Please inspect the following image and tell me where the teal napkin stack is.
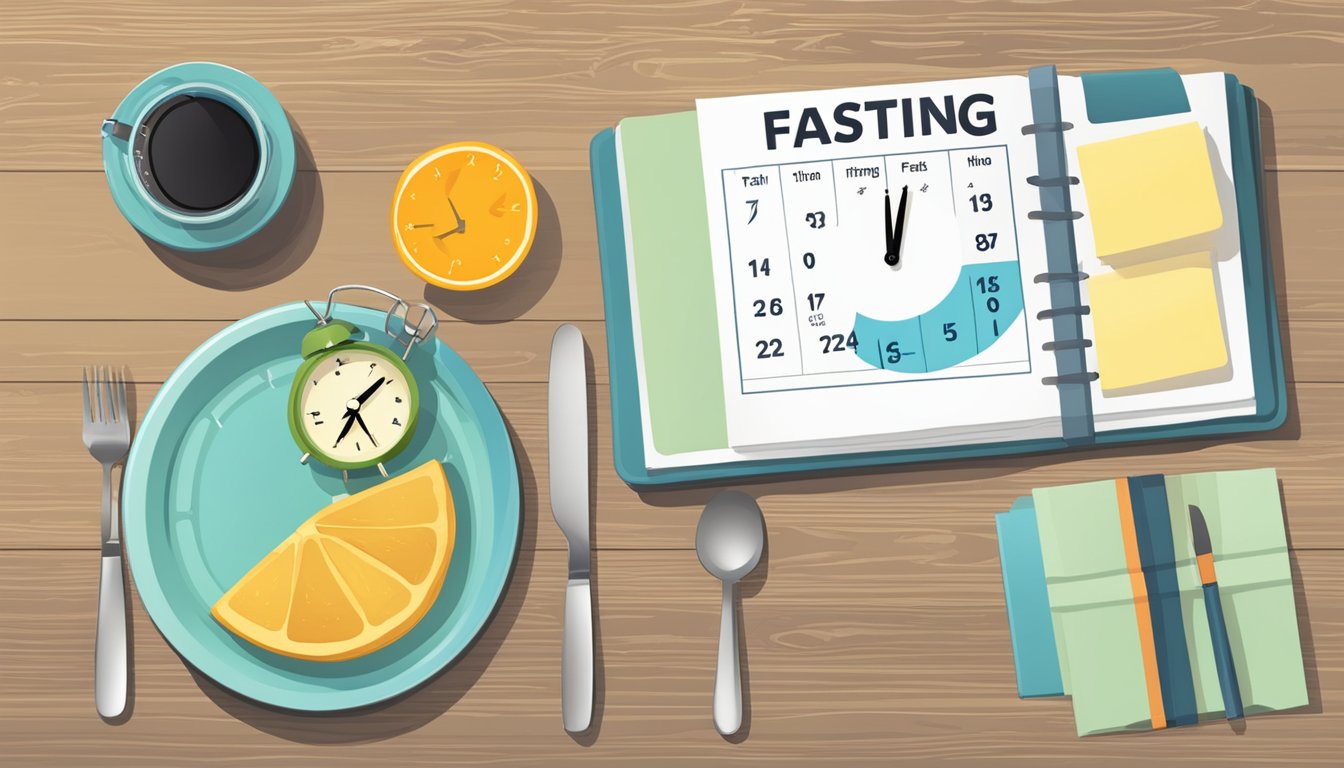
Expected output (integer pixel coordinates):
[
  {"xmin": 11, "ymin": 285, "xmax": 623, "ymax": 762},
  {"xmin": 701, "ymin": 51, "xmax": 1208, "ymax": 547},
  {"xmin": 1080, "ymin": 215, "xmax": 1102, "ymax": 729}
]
[{"xmin": 996, "ymin": 468, "xmax": 1308, "ymax": 736}]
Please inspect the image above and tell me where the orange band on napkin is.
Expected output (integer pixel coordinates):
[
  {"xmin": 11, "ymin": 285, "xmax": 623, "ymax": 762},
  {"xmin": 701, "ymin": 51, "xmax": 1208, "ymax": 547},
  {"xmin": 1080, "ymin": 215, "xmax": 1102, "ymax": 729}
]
[{"xmin": 1115, "ymin": 478, "xmax": 1167, "ymax": 730}]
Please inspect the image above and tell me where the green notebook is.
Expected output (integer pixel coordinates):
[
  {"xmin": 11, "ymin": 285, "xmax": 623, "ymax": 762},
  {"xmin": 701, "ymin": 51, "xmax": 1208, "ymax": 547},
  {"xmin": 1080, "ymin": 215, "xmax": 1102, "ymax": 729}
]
[{"xmin": 996, "ymin": 468, "xmax": 1308, "ymax": 736}]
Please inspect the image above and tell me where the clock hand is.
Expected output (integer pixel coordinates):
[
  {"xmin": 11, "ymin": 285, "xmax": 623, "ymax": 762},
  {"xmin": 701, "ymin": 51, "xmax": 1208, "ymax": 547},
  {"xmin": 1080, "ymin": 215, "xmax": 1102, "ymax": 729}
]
[
  {"xmin": 333, "ymin": 412, "xmax": 357, "ymax": 448},
  {"xmin": 887, "ymin": 184, "xmax": 909, "ymax": 267},
  {"xmin": 353, "ymin": 412, "xmax": 378, "ymax": 448},
  {"xmin": 332, "ymin": 378, "xmax": 383, "ymax": 448},
  {"xmin": 883, "ymin": 188, "xmax": 896, "ymax": 264},
  {"xmin": 355, "ymin": 377, "xmax": 385, "ymax": 405},
  {"xmin": 434, "ymin": 198, "xmax": 468, "ymax": 240}
]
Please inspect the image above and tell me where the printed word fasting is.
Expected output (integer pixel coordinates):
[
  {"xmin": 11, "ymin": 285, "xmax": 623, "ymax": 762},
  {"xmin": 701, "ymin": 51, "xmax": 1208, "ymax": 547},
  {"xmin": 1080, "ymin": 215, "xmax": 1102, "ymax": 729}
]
[{"xmin": 762, "ymin": 94, "xmax": 996, "ymax": 150}]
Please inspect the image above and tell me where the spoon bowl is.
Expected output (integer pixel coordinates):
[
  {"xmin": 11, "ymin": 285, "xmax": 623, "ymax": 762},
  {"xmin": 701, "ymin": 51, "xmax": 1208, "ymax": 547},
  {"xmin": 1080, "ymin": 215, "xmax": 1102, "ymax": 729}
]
[{"xmin": 696, "ymin": 490, "xmax": 765, "ymax": 584}]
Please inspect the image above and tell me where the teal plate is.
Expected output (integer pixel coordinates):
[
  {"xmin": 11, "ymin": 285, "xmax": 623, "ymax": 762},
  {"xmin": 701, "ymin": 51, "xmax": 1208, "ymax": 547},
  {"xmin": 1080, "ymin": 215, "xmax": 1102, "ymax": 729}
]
[{"xmin": 122, "ymin": 303, "xmax": 521, "ymax": 712}]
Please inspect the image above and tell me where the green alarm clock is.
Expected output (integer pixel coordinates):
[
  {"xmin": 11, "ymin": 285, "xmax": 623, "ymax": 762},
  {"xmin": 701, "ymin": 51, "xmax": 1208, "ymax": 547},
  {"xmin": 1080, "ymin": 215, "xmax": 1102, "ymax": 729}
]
[{"xmin": 288, "ymin": 285, "xmax": 438, "ymax": 478}]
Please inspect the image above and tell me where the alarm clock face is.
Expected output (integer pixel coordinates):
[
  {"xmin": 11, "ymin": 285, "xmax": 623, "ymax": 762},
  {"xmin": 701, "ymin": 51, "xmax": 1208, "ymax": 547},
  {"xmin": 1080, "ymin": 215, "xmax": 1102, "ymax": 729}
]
[
  {"xmin": 297, "ymin": 347, "xmax": 416, "ymax": 466},
  {"xmin": 390, "ymin": 141, "xmax": 538, "ymax": 290}
]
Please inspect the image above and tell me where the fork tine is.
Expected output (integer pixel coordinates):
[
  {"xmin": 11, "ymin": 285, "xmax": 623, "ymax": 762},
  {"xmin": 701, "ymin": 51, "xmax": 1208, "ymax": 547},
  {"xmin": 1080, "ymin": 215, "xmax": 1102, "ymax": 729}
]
[
  {"xmin": 94, "ymin": 366, "xmax": 104, "ymax": 422},
  {"xmin": 104, "ymin": 366, "xmax": 117, "ymax": 423},
  {"xmin": 116, "ymin": 368, "xmax": 128, "ymax": 424},
  {"xmin": 82, "ymin": 368, "xmax": 91, "ymax": 422}
]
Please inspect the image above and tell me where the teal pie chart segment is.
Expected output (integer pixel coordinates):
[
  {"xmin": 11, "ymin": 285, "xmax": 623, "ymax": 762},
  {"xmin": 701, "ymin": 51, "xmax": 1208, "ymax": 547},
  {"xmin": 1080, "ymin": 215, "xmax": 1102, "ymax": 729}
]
[{"xmin": 854, "ymin": 261, "xmax": 1024, "ymax": 372}]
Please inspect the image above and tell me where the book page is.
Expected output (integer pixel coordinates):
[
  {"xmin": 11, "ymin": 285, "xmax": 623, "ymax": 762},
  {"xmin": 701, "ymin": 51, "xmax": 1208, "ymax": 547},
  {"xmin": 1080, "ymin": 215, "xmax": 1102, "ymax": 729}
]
[{"xmin": 695, "ymin": 76, "xmax": 1062, "ymax": 450}]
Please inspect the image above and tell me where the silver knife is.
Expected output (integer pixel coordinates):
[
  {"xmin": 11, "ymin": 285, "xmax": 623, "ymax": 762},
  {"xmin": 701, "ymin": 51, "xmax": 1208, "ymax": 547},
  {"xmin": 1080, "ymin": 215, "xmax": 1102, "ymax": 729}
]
[{"xmin": 548, "ymin": 324, "xmax": 592, "ymax": 733}]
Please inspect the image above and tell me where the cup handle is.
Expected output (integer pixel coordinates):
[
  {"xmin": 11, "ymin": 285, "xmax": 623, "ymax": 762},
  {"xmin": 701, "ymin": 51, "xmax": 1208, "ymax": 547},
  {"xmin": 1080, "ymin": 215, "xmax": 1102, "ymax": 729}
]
[{"xmin": 101, "ymin": 118, "xmax": 133, "ymax": 141}]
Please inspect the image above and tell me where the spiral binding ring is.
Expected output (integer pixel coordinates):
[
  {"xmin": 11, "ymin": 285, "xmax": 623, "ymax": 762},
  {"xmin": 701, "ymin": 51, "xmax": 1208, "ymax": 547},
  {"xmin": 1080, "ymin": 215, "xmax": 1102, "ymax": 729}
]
[
  {"xmin": 1028, "ymin": 210, "xmax": 1084, "ymax": 221},
  {"xmin": 1041, "ymin": 372, "xmax": 1099, "ymax": 386},
  {"xmin": 1021, "ymin": 86, "xmax": 1096, "ymax": 411},
  {"xmin": 1021, "ymin": 121, "xmax": 1074, "ymax": 135},
  {"xmin": 1034, "ymin": 271, "xmax": 1090, "ymax": 283},
  {"xmin": 1035, "ymin": 275, "xmax": 1096, "ymax": 381},
  {"xmin": 1043, "ymin": 338, "xmax": 1093, "ymax": 351},
  {"xmin": 1026, "ymin": 175, "xmax": 1079, "ymax": 187},
  {"xmin": 1037, "ymin": 305, "xmax": 1090, "ymax": 320}
]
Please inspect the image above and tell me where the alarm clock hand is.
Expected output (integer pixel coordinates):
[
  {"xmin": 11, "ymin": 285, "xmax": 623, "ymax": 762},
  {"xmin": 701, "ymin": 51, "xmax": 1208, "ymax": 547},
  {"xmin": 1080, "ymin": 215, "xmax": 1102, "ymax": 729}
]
[
  {"xmin": 353, "ymin": 412, "xmax": 378, "ymax": 448},
  {"xmin": 331, "ymin": 377, "xmax": 386, "ymax": 448},
  {"xmin": 333, "ymin": 412, "xmax": 358, "ymax": 448},
  {"xmin": 355, "ymin": 377, "xmax": 385, "ymax": 405}
]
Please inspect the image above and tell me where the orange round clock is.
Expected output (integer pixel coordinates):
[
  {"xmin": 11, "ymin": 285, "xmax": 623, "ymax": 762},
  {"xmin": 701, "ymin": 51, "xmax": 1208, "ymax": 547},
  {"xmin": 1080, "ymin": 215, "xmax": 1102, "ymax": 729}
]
[{"xmin": 390, "ymin": 142, "xmax": 538, "ymax": 290}]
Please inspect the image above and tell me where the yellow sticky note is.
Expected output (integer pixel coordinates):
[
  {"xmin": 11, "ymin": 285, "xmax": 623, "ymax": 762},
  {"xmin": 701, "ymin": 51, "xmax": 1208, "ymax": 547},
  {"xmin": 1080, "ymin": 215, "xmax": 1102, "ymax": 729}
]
[
  {"xmin": 1090, "ymin": 252, "xmax": 1227, "ymax": 392},
  {"xmin": 1077, "ymin": 122, "xmax": 1223, "ymax": 259}
]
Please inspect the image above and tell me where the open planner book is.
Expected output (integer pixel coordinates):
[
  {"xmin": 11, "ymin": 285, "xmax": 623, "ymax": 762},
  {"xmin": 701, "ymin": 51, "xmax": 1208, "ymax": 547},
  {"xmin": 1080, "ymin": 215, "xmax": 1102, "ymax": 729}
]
[{"xmin": 590, "ymin": 66, "xmax": 1285, "ymax": 486}]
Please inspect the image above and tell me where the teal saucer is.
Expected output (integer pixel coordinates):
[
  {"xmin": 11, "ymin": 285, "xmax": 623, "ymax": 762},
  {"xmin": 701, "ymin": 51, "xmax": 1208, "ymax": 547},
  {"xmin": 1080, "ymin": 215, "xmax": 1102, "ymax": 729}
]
[
  {"xmin": 101, "ymin": 62, "xmax": 296, "ymax": 251},
  {"xmin": 121, "ymin": 304, "xmax": 521, "ymax": 712}
]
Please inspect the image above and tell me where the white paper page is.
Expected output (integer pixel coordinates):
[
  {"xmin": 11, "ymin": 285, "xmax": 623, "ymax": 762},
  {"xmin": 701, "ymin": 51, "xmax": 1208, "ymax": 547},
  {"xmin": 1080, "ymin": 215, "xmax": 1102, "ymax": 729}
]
[
  {"xmin": 620, "ymin": 125, "xmax": 1052, "ymax": 470},
  {"xmin": 696, "ymin": 76, "xmax": 1061, "ymax": 449},
  {"xmin": 1059, "ymin": 73, "xmax": 1256, "ymax": 430}
]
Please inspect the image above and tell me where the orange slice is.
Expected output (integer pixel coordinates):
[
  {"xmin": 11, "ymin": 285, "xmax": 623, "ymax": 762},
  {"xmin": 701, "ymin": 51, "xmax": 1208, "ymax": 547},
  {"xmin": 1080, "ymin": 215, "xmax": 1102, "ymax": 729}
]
[{"xmin": 211, "ymin": 460, "xmax": 454, "ymax": 661}]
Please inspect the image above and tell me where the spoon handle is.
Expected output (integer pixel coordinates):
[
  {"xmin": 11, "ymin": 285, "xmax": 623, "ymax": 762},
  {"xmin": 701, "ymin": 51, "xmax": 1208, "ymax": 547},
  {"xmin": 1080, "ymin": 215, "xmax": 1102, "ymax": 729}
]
[{"xmin": 714, "ymin": 580, "xmax": 742, "ymax": 735}]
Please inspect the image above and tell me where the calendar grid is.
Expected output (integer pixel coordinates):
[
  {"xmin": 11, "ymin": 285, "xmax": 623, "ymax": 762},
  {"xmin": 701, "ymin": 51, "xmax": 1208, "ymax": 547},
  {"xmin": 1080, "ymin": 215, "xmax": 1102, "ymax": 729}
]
[
  {"xmin": 774, "ymin": 168, "xmax": 806, "ymax": 373},
  {"xmin": 720, "ymin": 144, "xmax": 1031, "ymax": 396}
]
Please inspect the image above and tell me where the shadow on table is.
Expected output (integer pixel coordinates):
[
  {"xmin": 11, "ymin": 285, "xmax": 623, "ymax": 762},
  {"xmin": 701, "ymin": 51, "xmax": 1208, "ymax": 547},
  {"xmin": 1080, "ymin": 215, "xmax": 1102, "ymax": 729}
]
[
  {"xmin": 142, "ymin": 112, "xmax": 323, "ymax": 291},
  {"xmin": 1252, "ymin": 99, "xmax": 1301, "ymax": 441},
  {"xmin": 422, "ymin": 177, "xmax": 563, "ymax": 323},
  {"xmin": 189, "ymin": 416, "xmax": 537, "ymax": 743},
  {"xmin": 1282, "ymin": 481, "xmax": 1324, "ymax": 718}
]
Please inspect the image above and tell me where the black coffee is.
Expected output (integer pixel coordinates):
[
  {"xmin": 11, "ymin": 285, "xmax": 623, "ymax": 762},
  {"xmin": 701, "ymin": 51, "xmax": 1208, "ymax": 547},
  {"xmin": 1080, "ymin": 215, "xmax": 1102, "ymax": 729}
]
[{"xmin": 139, "ymin": 96, "xmax": 259, "ymax": 212}]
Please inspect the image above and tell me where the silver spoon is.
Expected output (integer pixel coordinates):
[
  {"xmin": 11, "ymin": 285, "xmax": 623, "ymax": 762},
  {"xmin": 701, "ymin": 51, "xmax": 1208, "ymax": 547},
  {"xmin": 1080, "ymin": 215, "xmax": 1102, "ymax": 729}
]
[{"xmin": 695, "ymin": 490, "xmax": 765, "ymax": 736}]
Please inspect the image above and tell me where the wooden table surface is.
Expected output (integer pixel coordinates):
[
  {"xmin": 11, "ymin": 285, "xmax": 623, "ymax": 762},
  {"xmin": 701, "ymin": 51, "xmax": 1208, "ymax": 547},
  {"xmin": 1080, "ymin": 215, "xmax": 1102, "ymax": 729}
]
[{"xmin": 2, "ymin": 1, "xmax": 1341, "ymax": 765}]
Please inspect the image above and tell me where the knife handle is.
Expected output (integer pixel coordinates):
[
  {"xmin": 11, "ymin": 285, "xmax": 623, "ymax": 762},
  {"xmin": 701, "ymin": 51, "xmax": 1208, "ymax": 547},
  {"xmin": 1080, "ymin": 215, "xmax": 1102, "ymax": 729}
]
[
  {"xmin": 562, "ymin": 578, "xmax": 593, "ymax": 733},
  {"xmin": 1202, "ymin": 582, "xmax": 1244, "ymax": 720}
]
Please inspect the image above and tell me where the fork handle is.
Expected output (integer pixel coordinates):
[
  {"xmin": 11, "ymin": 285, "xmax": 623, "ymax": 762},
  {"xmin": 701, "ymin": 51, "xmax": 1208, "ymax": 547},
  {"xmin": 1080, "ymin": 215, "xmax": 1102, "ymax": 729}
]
[{"xmin": 96, "ymin": 549, "xmax": 127, "ymax": 719}]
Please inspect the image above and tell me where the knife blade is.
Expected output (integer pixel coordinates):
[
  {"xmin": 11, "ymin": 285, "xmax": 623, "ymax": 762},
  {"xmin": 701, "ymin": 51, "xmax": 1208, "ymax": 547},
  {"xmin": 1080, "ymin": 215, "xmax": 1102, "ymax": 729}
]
[
  {"xmin": 1189, "ymin": 504, "xmax": 1244, "ymax": 720},
  {"xmin": 548, "ymin": 323, "xmax": 592, "ymax": 733}
]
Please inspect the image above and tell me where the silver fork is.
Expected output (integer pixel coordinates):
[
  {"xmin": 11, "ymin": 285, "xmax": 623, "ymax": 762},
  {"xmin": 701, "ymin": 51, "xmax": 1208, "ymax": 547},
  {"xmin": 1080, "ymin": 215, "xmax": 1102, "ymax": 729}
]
[{"xmin": 82, "ymin": 367, "xmax": 131, "ymax": 719}]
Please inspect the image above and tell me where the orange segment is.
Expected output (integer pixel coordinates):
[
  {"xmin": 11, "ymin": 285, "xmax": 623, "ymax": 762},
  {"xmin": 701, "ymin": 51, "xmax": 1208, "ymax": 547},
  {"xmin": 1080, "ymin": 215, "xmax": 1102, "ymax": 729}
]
[
  {"xmin": 316, "ymin": 472, "xmax": 442, "ymax": 526},
  {"xmin": 321, "ymin": 538, "xmax": 412, "ymax": 626},
  {"xmin": 287, "ymin": 539, "xmax": 364, "ymax": 644},
  {"xmin": 224, "ymin": 542, "xmax": 295, "ymax": 633},
  {"xmin": 315, "ymin": 524, "xmax": 438, "ymax": 584},
  {"xmin": 211, "ymin": 460, "xmax": 454, "ymax": 661}
]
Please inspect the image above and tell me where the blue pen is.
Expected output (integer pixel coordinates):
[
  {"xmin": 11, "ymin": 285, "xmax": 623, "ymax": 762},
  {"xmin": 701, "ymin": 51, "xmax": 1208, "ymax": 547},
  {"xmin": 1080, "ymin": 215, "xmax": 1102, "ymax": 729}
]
[{"xmin": 1188, "ymin": 504, "xmax": 1244, "ymax": 720}]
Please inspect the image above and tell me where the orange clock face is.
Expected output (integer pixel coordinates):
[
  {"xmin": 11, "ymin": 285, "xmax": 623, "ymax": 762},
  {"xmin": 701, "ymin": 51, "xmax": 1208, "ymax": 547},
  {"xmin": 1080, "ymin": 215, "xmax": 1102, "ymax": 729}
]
[{"xmin": 390, "ymin": 142, "xmax": 538, "ymax": 290}]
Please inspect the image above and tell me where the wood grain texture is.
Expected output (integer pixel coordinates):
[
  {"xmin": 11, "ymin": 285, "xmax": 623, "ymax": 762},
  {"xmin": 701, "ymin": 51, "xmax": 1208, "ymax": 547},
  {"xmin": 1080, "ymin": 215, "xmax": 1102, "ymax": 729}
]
[
  {"xmin": 0, "ymin": 548, "xmax": 1339, "ymax": 766},
  {"xmin": 0, "ymin": 170, "xmax": 580, "ymax": 323},
  {"xmin": 1, "ymin": 1, "xmax": 1342, "ymax": 170},
  {"xmin": 0, "ymin": 320, "xmax": 608, "ymax": 384},
  {"xmin": 4, "ymin": 381, "xmax": 1342, "ymax": 552},
  {"xmin": 2, "ymin": 0, "xmax": 1342, "ymax": 762},
  {"xmin": 2, "ymin": 169, "xmax": 1342, "ymax": 324}
]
